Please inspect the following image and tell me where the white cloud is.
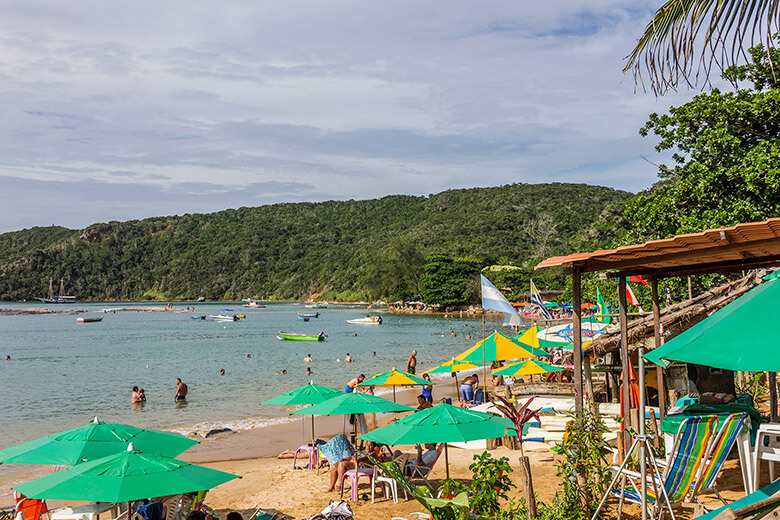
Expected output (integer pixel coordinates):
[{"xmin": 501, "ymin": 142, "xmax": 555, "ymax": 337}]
[{"xmin": 0, "ymin": 0, "xmax": 714, "ymax": 231}]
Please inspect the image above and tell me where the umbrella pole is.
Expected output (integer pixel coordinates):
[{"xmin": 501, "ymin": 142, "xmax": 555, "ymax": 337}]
[
  {"xmin": 482, "ymin": 313, "xmax": 487, "ymax": 401},
  {"xmin": 444, "ymin": 443, "xmax": 450, "ymax": 480},
  {"xmin": 393, "ymin": 386, "xmax": 396, "ymax": 403}
]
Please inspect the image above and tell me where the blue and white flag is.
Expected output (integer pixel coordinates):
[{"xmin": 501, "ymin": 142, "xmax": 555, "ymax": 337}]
[
  {"xmin": 530, "ymin": 279, "xmax": 554, "ymax": 320},
  {"xmin": 480, "ymin": 274, "xmax": 521, "ymax": 327}
]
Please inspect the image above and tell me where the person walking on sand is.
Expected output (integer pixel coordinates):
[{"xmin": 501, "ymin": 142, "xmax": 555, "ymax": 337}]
[
  {"xmin": 407, "ymin": 350, "xmax": 417, "ymax": 375},
  {"xmin": 345, "ymin": 374, "xmax": 365, "ymax": 393},
  {"xmin": 174, "ymin": 378, "xmax": 188, "ymax": 401}
]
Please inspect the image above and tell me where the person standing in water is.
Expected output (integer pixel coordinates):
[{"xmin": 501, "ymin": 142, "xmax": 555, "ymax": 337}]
[
  {"xmin": 407, "ymin": 350, "xmax": 417, "ymax": 375},
  {"xmin": 174, "ymin": 378, "xmax": 188, "ymax": 401}
]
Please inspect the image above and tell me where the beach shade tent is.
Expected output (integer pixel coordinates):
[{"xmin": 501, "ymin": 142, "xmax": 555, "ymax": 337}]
[
  {"xmin": 260, "ymin": 382, "xmax": 341, "ymax": 443},
  {"xmin": 0, "ymin": 418, "xmax": 198, "ymax": 466},
  {"xmin": 455, "ymin": 332, "xmax": 541, "ymax": 363},
  {"xmin": 357, "ymin": 369, "xmax": 433, "ymax": 402},
  {"xmin": 358, "ymin": 403, "xmax": 516, "ymax": 479},
  {"xmin": 511, "ymin": 326, "xmax": 555, "ymax": 354},
  {"xmin": 493, "ymin": 359, "xmax": 565, "ymax": 379},
  {"xmin": 644, "ymin": 278, "xmax": 780, "ymax": 371},
  {"xmin": 14, "ymin": 443, "xmax": 239, "ymax": 516},
  {"xmin": 422, "ymin": 359, "xmax": 482, "ymax": 390}
]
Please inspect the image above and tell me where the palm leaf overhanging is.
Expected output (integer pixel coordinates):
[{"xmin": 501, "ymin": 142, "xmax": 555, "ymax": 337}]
[
  {"xmin": 625, "ymin": 0, "xmax": 780, "ymax": 94},
  {"xmin": 491, "ymin": 395, "xmax": 541, "ymax": 458}
]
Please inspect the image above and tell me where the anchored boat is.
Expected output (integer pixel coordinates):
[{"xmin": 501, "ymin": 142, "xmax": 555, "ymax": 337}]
[
  {"xmin": 346, "ymin": 315, "xmax": 383, "ymax": 325},
  {"xmin": 277, "ymin": 331, "xmax": 327, "ymax": 341},
  {"xmin": 77, "ymin": 317, "xmax": 103, "ymax": 323}
]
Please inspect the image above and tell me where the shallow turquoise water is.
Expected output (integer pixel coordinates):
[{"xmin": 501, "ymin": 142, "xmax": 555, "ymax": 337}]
[{"xmin": 0, "ymin": 302, "xmax": 504, "ymax": 449}]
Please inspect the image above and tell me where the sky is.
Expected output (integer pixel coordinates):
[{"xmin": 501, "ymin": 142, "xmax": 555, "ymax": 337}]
[{"xmin": 0, "ymin": 1, "xmax": 706, "ymax": 232}]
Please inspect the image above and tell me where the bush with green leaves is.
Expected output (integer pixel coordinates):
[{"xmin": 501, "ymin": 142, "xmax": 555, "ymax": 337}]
[{"xmin": 439, "ymin": 451, "xmax": 515, "ymax": 516}]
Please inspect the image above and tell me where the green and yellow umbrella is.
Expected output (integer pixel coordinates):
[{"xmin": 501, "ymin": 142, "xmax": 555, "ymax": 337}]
[
  {"xmin": 358, "ymin": 369, "xmax": 433, "ymax": 402},
  {"xmin": 512, "ymin": 326, "xmax": 557, "ymax": 352},
  {"xmin": 456, "ymin": 332, "xmax": 539, "ymax": 363},
  {"xmin": 493, "ymin": 359, "xmax": 565, "ymax": 377},
  {"xmin": 422, "ymin": 359, "xmax": 482, "ymax": 391}
]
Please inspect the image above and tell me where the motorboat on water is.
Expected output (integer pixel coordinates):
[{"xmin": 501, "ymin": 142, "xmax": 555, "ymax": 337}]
[
  {"xmin": 346, "ymin": 315, "xmax": 383, "ymax": 325},
  {"xmin": 38, "ymin": 278, "xmax": 77, "ymax": 304},
  {"xmin": 76, "ymin": 316, "xmax": 102, "ymax": 323},
  {"xmin": 210, "ymin": 314, "xmax": 239, "ymax": 322},
  {"xmin": 297, "ymin": 312, "xmax": 320, "ymax": 319},
  {"xmin": 243, "ymin": 299, "xmax": 266, "ymax": 308},
  {"xmin": 197, "ymin": 296, "xmax": 206, "ymax": 302},
  {"xmin": 277, "ymin": 331, "xmax": 327, "ymax": 341},
  {"xmin": 304, "ymin": 302, "xmax": 328, "ymax": 308}
]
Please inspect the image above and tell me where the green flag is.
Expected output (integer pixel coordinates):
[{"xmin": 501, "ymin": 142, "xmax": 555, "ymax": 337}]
[{"xmin": 596, "ymin": 288, "xmax": 610, "ymax": 324}]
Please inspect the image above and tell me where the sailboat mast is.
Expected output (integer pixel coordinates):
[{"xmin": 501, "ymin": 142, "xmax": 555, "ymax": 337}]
[
  {"xmin": 59, "ymin": 278, "xmax": 65, "ymax": 299},
  {"xmin": 49, "ymin": 278, "xmax": 53, "ymax": 300}
]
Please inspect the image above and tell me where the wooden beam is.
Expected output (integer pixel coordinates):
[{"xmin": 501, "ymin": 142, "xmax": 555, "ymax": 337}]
[
  {"xmin": 618, "ymin": 275, "xmax": 631, "ymax": 445},
  {"xmin": 572, "ymin": 265, "xmax": 584, "ymax": 416},
  {"xmin": 578, "ymin": 237, "xmax": 780, "ymax": 273},
  {"xmin": 601, "ymin": 255, "xmax": 780, "ymax": 279},
  {"xmin": 651, "ymin": 276, "xmax": 666, "ymax": 419},
  {"xmin": 771, "ymin": 372, "xmax": 778, "ymax": 423}
]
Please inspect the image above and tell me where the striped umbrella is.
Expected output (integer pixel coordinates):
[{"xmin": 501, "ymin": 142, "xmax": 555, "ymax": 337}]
[
  {"xmin": 493, "ymin": 359, "xmax": 565, "ymax": 377},
  {"xmin": 358, "ymin": 369, "xmax": 433, "ymax": 402},
  {"xmin": 511, "ymin": 326, "xmax": 554, "ymax": 355},
  {"xmin": 456, "ymin": 332, "xmax": 539, "ymax": 363}
]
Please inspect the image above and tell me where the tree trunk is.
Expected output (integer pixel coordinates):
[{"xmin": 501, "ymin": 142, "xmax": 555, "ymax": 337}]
[{"xmin": 519, "ymin": 456, "xmax": 537, "ymax": 520}]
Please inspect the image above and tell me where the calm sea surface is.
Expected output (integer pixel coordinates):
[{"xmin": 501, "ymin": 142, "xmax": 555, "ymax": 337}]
[{"xmin": 0, "ymin": 302, "xmax": 507, "ymax": 450}]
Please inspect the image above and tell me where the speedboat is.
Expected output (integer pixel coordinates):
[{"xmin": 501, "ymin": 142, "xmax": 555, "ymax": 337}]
[
  {"xmin": 210, "ymin": 314, "xmax": 238, "ymax": 322},
  {"xmin": 243, "ymin": 299, "xmax": 266, "ymax": 308},
  {"xmin": 346, "ymin": 315, "xmax": 383, "ymax": 325},
  {"xmin": 277, "ymin": 331, "xmax": 327, "ymax": 341},
  {"xmin": 297, "ymin": 312, "xmax": 320, "ymax": 318}
]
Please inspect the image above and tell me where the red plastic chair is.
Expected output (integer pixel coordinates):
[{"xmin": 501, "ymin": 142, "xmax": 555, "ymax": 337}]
[{"xmin": 13, "ymin": 492, "xmax": 49, "ymax": 520}]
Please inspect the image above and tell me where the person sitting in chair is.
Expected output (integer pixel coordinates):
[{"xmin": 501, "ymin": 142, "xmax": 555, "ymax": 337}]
[{"xmin": 392, "ymin": 443, "xmax": 439, "ymax": 476}]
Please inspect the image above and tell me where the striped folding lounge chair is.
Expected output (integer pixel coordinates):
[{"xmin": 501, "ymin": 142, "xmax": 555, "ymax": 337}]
[
  {"xmin": 691, "ymin": 413, "xmax": 751, "ymax": 508},
  {"xmin": 610, "ymin": 415, "xmax": 718, "ymax": 520}
]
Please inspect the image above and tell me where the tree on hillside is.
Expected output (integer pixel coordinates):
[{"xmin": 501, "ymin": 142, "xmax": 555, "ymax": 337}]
[
  {"xmin": 626, "ymin": 0, "xmax": 780, "ymax": 94},
  {"xmin": 419, "ymin": 255, "xmax": 482, "ymax": 306},
  {"xmin": 625, "ymin": 41, "xmax": 780, "ymax": 240}
]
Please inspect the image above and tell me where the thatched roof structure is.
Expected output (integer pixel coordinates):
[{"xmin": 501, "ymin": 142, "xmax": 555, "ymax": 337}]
[{"xmin": 584, "ymin": 270, "xmax": 767, "ymax": 357}]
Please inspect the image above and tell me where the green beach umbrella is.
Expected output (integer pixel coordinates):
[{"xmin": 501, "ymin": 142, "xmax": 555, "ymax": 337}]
[
  {"xmin": 14, "ymin": 444, "xmax": 239, "ymax": 505},
  {"xmin": 422, "ymin": 359, "xmax": 482, "ymax": 391},
  {"xmin": 645, "ymin": 278, "xmax": 780, "ymax": 371},
  {"xmin": 358, "ymin": 403, "xmax": 516, "ymax": 479},
  {"xmin": 260, "ymin": 382, "xmax": 341, "ymax": 406},
  {"xmin": 358, "ymin": 369, "xmax": 433, "ymax": 402},
  {"xmin": 0, "ymin": 418, "xmax": 198, "ymax": 465},
  {"xmin": 456, "ymin": 332, "xmax": 539, "ymax": 363},
  {"xmin": 510, "ymin": 326, "xmax": 553, "ymax": 356},
  {"xmin": 291, "ymin": 392, "xmax": 415, "ymax": 416},
  {"xmin": 260, "ymin": 382, "xmax": 341, "ymax": 446}
]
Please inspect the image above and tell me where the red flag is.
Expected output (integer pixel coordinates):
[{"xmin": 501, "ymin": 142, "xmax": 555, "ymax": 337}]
[
  {"xmin": 629, "ymin": 275, "xmax": 649, "ymax": 286},
  {"xmin": 626, "ymin": 284, "xmax": 645, "ymax": 314}
]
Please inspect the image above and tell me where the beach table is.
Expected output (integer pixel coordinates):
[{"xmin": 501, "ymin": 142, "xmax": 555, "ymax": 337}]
[
  {"xmin": 661, "ymin": 403, "xmax": 760, "ymax": 493},
  {"xmin": 50, "ymin": 502, "xmax": 114, "ymax": 520}
]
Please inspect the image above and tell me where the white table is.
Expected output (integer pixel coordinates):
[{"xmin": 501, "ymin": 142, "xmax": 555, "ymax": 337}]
[{"xmin": 51, "ymin": 502, "xmax": 115, "ymax": 520}]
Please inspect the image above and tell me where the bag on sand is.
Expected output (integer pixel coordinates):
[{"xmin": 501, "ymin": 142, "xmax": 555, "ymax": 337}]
[{"xmin": 307, "ymin": 500, "xmax": 354, "ymax": 520}]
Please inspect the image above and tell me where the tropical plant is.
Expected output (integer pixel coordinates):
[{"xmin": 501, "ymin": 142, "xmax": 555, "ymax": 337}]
[
  {"xmin": 625, "ymin": 0, "xmax": 780, "ymax": 94},
  {"xmin": 736, "ymin": 372, "xmax": 768, "ymax": 404},
  {"xmin": 439, "ymin": 452, "xmax": 515, "ymax": 517}
]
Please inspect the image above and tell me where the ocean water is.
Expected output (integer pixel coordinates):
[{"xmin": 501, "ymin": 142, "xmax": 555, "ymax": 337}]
[{"xmin": 0, "ymin": 302, "xmax": 505, "ymax": 449}]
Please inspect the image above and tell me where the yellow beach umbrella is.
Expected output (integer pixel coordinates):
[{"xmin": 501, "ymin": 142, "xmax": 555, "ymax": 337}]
[
  {"xmin": 357, "ymin": 368, "xmax": 432, "ymax": 402},
  {"xmin": 493, "ymin": 359, "xmax": 565, "ymax": 377},
  {"xmin": 423, "ymin": 358, "xmax": 482, "ymax": 392},
  {"xmin": 455, "ymin": 332, "xmax": 538, "ymax": 363}
]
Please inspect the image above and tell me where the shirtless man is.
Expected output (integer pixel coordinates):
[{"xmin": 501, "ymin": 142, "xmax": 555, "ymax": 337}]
[
  {"xmin": 345, "ymin": 374, "xmax": 365, "ymax": 393},
  {"xmin": 304, "ymin": 354, "xmax": 313, "ymax": 362},
  {"xmin": 407, "ymin": 350, "xmax": 417, "ymax": 375},
  {"xmin": 174, "ymin": 378, "xmax": 188, "ymax": 401},
  {"xmin": 131, "ymin": 386, "xmax": 141, "ymax": 403},
  {"xmin": 345, "ymin": 353, "xmax": 354, "ymax": 363}
]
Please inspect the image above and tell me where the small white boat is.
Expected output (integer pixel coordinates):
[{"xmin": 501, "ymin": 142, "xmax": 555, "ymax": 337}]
[
  {"xmin": 77, "ymin": 317, "xmax": 103, "ymax": 323},
  {"xmin": 346, "ymin": 315, "xmax": 383, "ymax": 325},
  {"xmin": 210, "ymin": 315, "xmax": 238, "ymax": 322},
  {"xmin": 243, "ymin": 299, "xmax": 266, "ymax": 308}
]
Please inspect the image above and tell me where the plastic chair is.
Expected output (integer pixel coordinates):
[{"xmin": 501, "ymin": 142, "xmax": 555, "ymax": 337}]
[
  {"xmin": 372, "ymin": 465, "xmax": 407, "ymax": 503},
  {"xmin": 691, "ymin": 413, "xmax": 751, "ymax": 504},
  {"xmin": 292, "ymin": 444, "xmax": 317, "ymax": 470},
  {"xmin": 340, "ymin": 467, "xmax": 375, "ymax": 501},
  {"xmin": 752, "ymin": 422, "xmax": 780, "ymax": 493},
  {"xmin": 13, "ymin": 492, "xmax": 49, "ymax": 520}
]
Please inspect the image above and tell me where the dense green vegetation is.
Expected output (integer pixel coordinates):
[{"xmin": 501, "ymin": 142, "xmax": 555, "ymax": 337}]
[{"xmin": 0, "ymin": 183, "xmax": 629, "ymax": 302}]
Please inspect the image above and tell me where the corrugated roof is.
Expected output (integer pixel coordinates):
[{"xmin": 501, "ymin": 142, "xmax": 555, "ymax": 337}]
[{"xmin": 535, "ymin": 218, "xmax": 780, "ymax": 277}]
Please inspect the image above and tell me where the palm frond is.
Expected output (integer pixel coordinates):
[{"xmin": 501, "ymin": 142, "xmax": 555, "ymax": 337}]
[
  {"xmin": 625, "ymin": 0, "xmax": 780, "ymax": 94},
  {"xmin": 491, "ymin": 395, "xmax": 541, "ymax": 439}
]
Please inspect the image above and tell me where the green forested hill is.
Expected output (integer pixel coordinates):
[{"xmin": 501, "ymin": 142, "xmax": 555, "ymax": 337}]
[{"xmin": 0, "ymin": 183, "xmax": 630, "ymax": 301}]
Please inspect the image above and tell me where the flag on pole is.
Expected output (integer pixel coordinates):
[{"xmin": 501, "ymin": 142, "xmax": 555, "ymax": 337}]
[
  {"xmin": 529, "ymin": 279, "xmax": 553, "ymax": 320},
  {"xmin": 626, "ymin": 284, "xmax": 645, "ymax": 314},
  {"xmin": 480, "ymin": 275, "xmax": 521, "ymax": 327},
  {"xmin": 596, "ymin": 287, "xmax": 611, "ymax": 324},
  {"xmin": 629, "ymin": 275, "xmax": 649, "ymax": 286}
]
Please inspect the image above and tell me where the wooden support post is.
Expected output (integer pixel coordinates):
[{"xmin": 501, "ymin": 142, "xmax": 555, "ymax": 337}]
[
  {"xmin": 771, "ymin": 372, "xmax": 778, "ymax": 423},
  {"xmin": 572, "ymin": 265, "xmax": 584, "ymax": 416},
  {"xmin": 651, "ymin": 276, "xmax": 666, "ymax": 419},
  {"xmin": 618, "ymin": 275, "xmax": 631, "ymax": 444},
  {"xmin": 520, "ymin": 456, "xmax": 537, "ymax": 520}
]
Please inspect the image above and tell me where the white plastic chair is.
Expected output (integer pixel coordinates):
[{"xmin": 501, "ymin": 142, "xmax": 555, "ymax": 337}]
[
  {"xmin": 371, "ymin": 465, "xmax": 407, "ymax": 503},
  {"xmin": 752, "ymin": 423, "xmax": 780, "ymax": 492}
]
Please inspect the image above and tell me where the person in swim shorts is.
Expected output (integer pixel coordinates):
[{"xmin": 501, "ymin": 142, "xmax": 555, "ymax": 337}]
[{"xmin": 345, "ymin": 374, "xmax": 365, "ymax": 393}]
